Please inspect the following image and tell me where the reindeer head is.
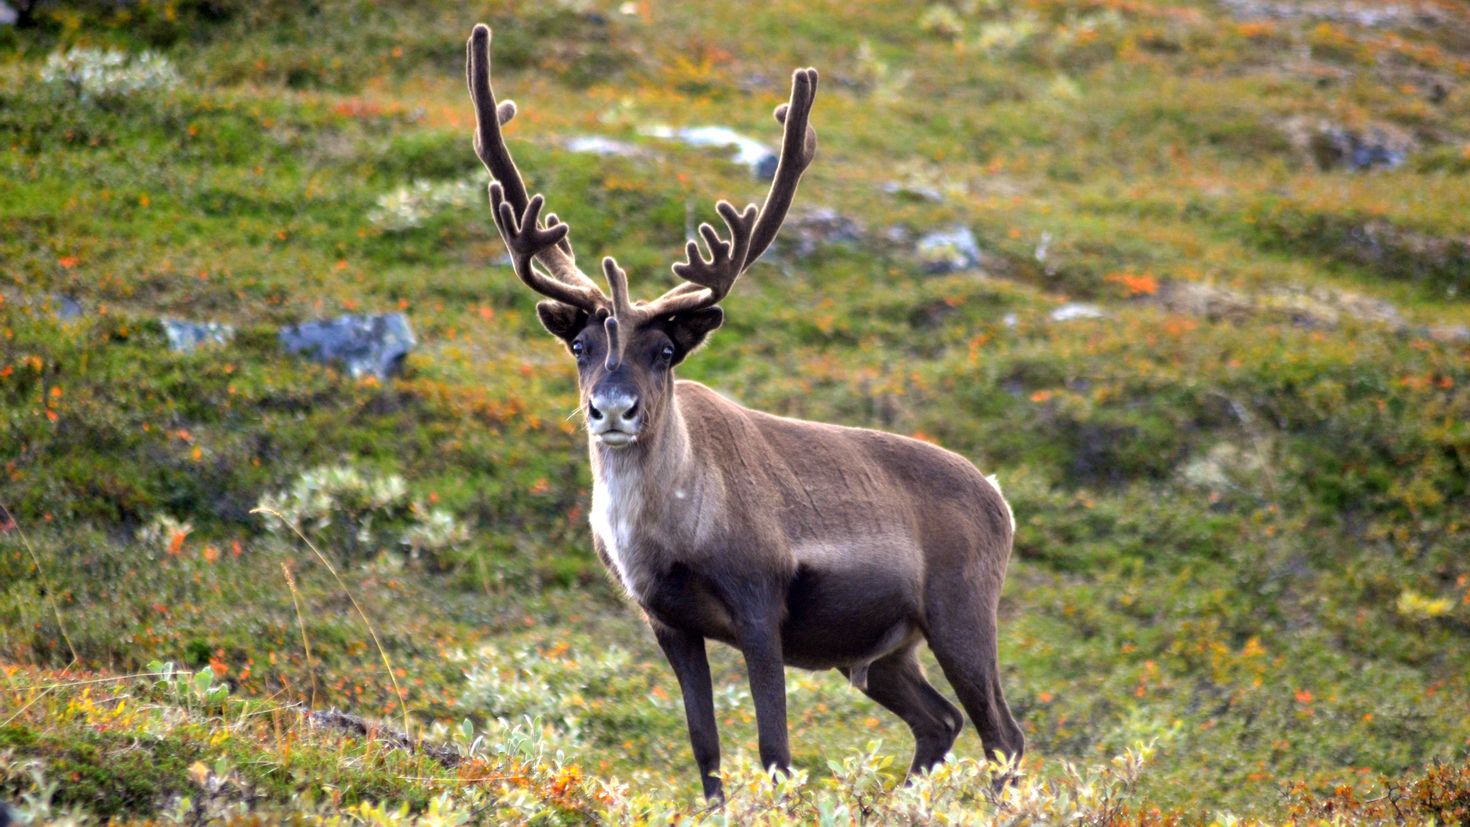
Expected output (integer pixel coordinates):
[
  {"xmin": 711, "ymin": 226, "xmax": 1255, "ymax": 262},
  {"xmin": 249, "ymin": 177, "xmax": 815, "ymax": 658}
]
[{"xmin": 466, "ymin": 24, "xmax": 817, "ymax": 449}]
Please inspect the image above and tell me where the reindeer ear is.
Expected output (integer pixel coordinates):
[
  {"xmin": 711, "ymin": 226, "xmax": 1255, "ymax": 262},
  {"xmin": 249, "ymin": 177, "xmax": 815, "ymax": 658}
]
[
  {"xmin": 536, "ymin": 301, "xmax": 589, "ymax": 345},
  {"xmin": 665, "ymin": 307, "xmax": 724, "ymax": 364}
]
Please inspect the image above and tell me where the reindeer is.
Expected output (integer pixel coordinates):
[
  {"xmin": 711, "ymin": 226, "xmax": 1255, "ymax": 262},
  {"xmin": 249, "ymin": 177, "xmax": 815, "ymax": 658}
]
[{"xmin": 464, "ymin": 24, "xmax": 1024, "ymax": 800}]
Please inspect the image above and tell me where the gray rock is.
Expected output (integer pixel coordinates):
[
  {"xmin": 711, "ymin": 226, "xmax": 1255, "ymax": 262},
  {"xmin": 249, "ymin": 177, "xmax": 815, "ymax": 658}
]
[
  {"xmin": 1427, "ymin": 324, "xmax": 1470, "ymax": 343},
  {"xmin": 881, "ymin": 181, "xmax": 944, "ymax": 203},
  {"xmin": 1050, "ymin": 303, "xmax": 1107, "ymax": 322},
  {"xmin": 1034, "ymin": 231, "xmax": 1052, "ymax": 264},
  {"xmin": 776, "ymin": 208, "xmax": 865, "ymax": 258},
  {"xmin": 163, "ymin": 319, "xmax": 234, "ymax": 353},
  {"xmin": 2, "ymin": 293, "xmax": 82, "ymax": 320},
  {"xmin": 564, "ymin": 135, "xmax": 642, "ymax": 158},
  {"xmin": 881, "ymin": 225, "xmax": 915, "ymax": 245},
  {"xmin": 640, "ymin": 125, "xmax": 778, "ymax": 179},
  {"xmin": 1309, "ymin": 126, "xmax": 1408, "ymax": 171},
  {"xmin": 1220, "ymin": 0, "xmax": 1442, "ymax": 29},
  {"xmin": 916, "ymin": 225, "xmax": 982, "ymax": 274},
  {"xmin": 736, "ymin": 72, "xmax": 775, "ymax": 93},
  {"xmin": 278, "ymin": 313, "xmax": 415, "ymax": 380},
  {"xmin": 49, "ymin": 294, "xmax": 83, "ymax": 320}
]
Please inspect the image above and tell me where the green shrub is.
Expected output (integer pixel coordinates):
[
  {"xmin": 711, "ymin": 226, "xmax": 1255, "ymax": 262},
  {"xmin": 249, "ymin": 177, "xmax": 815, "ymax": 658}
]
[{"xmin": 256, "ymin": 463, "xmax": 468, "ymax": 564}]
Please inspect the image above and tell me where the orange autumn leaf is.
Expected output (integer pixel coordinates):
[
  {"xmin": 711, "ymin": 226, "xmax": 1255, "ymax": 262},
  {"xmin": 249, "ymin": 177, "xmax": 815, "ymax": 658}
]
[
  {"xmin": 58, "ymin": 256, "xmax": 80, "ymax": 269},
  {"xmin": 168, "ymin": 530, "xmax": 188, "ymax": 556},
  {"xmin": 1105, "ymin": 271, "xmax": 1158, "ymax": 296}
]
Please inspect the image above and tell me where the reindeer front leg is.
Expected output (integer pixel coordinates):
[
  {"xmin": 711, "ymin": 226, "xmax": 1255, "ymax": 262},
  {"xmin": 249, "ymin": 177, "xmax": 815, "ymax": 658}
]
[
  {"xmin": 652, "ymin": 621, "xmax": 723, "ymax": 801},
  {"xmin": 734, "ymin": 608, "xmax": 791, "ymax": 774}
]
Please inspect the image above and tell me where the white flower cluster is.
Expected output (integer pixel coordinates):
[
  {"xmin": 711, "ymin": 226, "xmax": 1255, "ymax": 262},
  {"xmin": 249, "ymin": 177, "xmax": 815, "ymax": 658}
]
[
  {"xmin": 40, "ymin": 47, "xmax": 181, "ymax": 105},
  {"xmin": 367, "ymin": 178, "xmax": 480, "ymax": 231}
]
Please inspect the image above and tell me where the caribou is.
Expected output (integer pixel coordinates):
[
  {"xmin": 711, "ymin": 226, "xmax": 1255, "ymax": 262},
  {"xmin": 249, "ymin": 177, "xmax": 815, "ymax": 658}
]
[{"xmin": 465, "ymin": 24, "xmax": 1024, "ymax": 800}]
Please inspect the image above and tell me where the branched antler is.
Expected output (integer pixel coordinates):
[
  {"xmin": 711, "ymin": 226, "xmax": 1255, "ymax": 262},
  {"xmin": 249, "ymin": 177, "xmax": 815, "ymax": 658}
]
[
  {"xmin": 642, "ymin": 67, "xmax": 819, "ymax": 318},
  {"xmin": 488, "ymin": 183, "xmax": 607, "ymax": 309},
  {"xmin": 466, "ymin": 24, "xmax": 818, "ymax": 328},
  {"xmin": 642, "ymin": 201, "xmax": 759, "ymax": 316},
  {"xmin": 466, "ymin": 24, "xmax": 608, "ymax": 312}
]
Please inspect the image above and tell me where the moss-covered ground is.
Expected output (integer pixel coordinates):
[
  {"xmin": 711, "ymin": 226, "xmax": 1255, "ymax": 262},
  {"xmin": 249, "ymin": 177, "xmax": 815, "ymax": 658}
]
[{"xmin": 2, "ymin": 0, "xmax": 1468, "ymax": 822}]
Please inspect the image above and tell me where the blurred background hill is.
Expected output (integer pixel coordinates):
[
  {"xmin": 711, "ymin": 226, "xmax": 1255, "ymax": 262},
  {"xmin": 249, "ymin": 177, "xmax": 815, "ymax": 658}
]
[{"xmin": 1, "ymin": 0, "xmax": 1468, "ymax": 822}]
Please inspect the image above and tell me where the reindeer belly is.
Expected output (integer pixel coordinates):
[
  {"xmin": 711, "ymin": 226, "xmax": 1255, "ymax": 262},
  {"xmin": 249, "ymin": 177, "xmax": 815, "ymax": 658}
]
[{"xmin": 780, "ymin": 561, "xmax": 922, "ymax": 670}]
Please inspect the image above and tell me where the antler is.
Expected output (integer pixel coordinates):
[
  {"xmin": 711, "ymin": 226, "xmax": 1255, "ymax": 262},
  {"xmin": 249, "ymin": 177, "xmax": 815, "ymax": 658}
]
[
  {"xmin": 643, "ymin": 67, "xmax": 819, "ymax": 318},
  {"xmin": 641, "ymin": 202, "xmax": 759, "ymax": 316},
  {"xmin": 466, "ymin": 24, "xmax": 609, "ymax": 312},
  {"xmin": 467, "ymin": 23, "xmax": 818, "ymax": 328}
]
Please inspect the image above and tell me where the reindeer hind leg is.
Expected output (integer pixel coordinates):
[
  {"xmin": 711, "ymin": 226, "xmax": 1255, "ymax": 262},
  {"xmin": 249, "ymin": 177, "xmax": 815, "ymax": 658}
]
[
  {"xmin": 847, "ymin": 647, "xmax": 964, "ymax": 775},
  {"xmin": 923, "ymin": 573, "xmax": 1025, "ymax": 776}
]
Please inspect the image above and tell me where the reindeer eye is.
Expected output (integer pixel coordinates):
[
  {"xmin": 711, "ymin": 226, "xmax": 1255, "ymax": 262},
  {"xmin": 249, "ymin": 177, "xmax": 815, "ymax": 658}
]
[
  {"xmin": 571, "ymin": 340, "xmax": 585, "ymax": 358},
  {"xmin": 660, "ymin": 344, "xmax": 676, "ymax": 363}
]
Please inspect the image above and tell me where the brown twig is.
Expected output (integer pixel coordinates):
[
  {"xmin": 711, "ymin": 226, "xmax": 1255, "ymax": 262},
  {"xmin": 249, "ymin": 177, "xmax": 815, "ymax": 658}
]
[
  {"xmin": 252, "ymin": 507, "xmax": 411, "ymax": 736},
  {"xmin": 1, "ymin": 503, "xmax": 80, "ymax": 668},
  {"xmin": 280, "ymin": 561, "xmax": 319, "ymax": 709}
]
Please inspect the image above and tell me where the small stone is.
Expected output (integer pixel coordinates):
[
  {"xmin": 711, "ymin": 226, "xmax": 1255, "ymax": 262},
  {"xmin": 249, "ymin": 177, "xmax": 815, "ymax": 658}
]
[
  {"xmin": 881, "ymin": 181, "xmax": 944, "ymax": 203},
  {"xmin": 1309, "ymin": 126, "xmax": 1408, "ymax": 171},
  {"xmin": 1427, "ymin": 324, "xmax": 1470, "ymax": 343},
  {"xmin": 163, "ymin": 319, "xmax": 235, "ymax": 353},
  {"xmin": 774, "ymin": 208, "xmax": 864, "ymax": 258},
  {"xmin": 563, "ymin": 135, "xmax": 642, "ymax": 158},
  {"xmin": 1049, "ymin": 303, "xmax": 1107, "ymax": 322},
  {"xmin": 640, "ymin": 125, "xmax": 778, "ymax": 179},
  {"xmin": 882, "ymin": 225, "xmax": 915, "ymax": 245},
  {"xmin": 278, "ymin": 313, "xmax": 416, "ymax": 380},
  {"xmin": 50, "ymin": 294, "xmax": 83, "ymax": 320},
  {"xmin": 916, "ymin": 225, "xmax": 982, "ymax": 274}
]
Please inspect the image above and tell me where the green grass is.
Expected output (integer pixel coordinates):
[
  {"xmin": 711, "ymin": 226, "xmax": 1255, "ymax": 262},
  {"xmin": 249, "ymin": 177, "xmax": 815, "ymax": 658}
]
[{"xmin": 2, "ymin": 0, "xmax": 1470, "ymax": 822}]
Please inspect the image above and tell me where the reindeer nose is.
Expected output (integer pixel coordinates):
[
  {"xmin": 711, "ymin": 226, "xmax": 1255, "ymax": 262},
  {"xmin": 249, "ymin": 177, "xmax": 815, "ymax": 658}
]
[{"xmin": 589, "ymin": 393, "xmax": 639, "ymax": 428}]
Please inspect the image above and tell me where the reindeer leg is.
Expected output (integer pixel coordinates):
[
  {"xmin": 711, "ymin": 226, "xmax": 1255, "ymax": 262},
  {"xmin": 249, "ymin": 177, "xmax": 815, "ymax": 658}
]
[
  {"xmin": 652, "ymin": 620, "xmax": 723, "ymax": 802},
  {"xmin": 924, "ymin": 571, "xmax": 1025, "ymax": 781},
  {"xmin": 847, "ymin": 647, "xmax": 964, "ymax": 775},
  {"xmin": 732, "ymin": 607, "xmax": 791, "ymax": 775}
]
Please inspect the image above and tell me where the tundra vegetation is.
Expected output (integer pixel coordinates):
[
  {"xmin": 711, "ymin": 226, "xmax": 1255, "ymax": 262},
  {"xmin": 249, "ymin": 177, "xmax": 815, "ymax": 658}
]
[{"xmin": 1, "ymin": 0, "xmax": 1469, "ymax": 824}]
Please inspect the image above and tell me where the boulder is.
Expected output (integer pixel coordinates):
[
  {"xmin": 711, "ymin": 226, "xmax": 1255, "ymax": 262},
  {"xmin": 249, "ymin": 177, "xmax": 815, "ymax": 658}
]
[{"xmin": 278, "ymin": 313, "xmax": 415, "ymax": 380}]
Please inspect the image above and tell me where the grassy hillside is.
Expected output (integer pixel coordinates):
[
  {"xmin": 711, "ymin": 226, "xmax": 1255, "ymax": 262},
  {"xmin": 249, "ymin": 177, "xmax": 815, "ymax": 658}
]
[{"xmin": 2, "ymin": 0, "xmax": 1469, "ymax": 822}]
